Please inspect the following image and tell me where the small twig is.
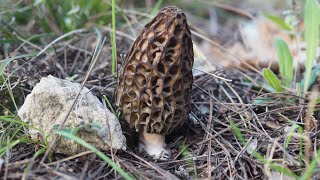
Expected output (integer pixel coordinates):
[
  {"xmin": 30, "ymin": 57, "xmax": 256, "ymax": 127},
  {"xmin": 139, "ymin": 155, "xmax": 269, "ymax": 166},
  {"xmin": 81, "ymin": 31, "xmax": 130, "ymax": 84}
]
[
  {"xmin": 126, "ymin": 151, "xmax": 179, "ymax": 179},
  {"xmin": 234, "ymin": 137, "xmax": 253, "ymax": 162},
  {"xmin": 46, "ymin": 151, "xmax": 93, "ymax": 166},
  {"xmin": 193, "ymin": 67, "xmax": 232, "ymax": 82},
  {"xmin": 79, "ymin": 161, "xmax": 89, "ymax": 180}
]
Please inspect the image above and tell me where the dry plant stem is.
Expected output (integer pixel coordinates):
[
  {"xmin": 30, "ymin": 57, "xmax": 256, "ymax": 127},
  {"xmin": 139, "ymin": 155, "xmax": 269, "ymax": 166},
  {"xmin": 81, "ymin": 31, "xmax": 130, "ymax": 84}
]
[
  {"xmin": 139, "ymin": 132, "xmax": 170, "ymax": 160},
  {"xmin": 304, "ymin": 90, "xmax": 318, "ymax": 163},
  {"xmin": 80, "ymin": 161, "xmax": 89, "ymax": 180},
  {"xmin": 37, "ymin": 28, "xmax": 86, "ymax": 57},
  {"xmin": 41, "ymin": 162, "xmax": 74, "ymax": 179},
  {"xmin": 207, "ymin": 93, "xmax": 214, "ymax": 178},
  {"xmin": 4, "ymin": 137, "xmax": 9, "ymax": 180},
  {"xmin": 101, "ymin": 26, "xmax": 135, "ymax": 41},
  {"xmin": 39, "ymin": 37, "xmax": 107, "ymax": 164},
  {"xmin": 208, "ymin": 1, "xmax": 254, "ymax": 19},
  {"xmin": 193, "ymin": 67, "xmax": 232, "ymax": 82},
  {"xmin": 101, "ymin": 99, "xmax": 116, "ymax": 178}
]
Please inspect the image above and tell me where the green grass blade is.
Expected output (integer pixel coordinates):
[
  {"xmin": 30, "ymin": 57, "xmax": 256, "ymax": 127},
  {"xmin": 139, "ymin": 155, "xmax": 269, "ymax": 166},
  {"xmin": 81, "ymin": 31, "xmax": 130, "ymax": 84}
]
[
  {"xmin": 92, "ymin": 27, "xmax": 103, "ymax": 62},
  {"xmin": 111, "ymin": 0, "xmax": 117, "ymax": 74},
  {"xmin": 263, "ymin": 68, "xmax": 283, "ymax": 92},
  {"xmin": 300, "ymin": 148, "xmax": 320, "ymax": 180},
  {"xmin": 0, "ymin": 116, "xmax": 43, "ymax": 133},
  {"xmin": 1, "ymin": 74, "xmax": 18, "ymax": 111},
  {"xmin": 103, "ymin": 95, "xmax": 117, "ymax": 116},
  {"xmin": 300, "ymin": 64, "xmax": 320, "ymax": 91},
  {"xmin": 264, "ymin": 14, "xmax": 293, "ymax": 31},
  {"xmin": 275, "ymin": 37, "xmax": 293, "ymax": 87},
  {"xmin": 55, "ymin": 130, "xmax": 133, "ymax": 180},
  {"xmin": 23, "ymin": 147, "xmax": 47, "ymax": 178},
  {"xmin": 150, "ymin": 0, "xmax": 163, "ymax": 16},
  {"xmin": 303, "ymin": 0, "xmax": 320, "ymax": 92},
  {"xmin": 229, "ymin": 118, "xmax": 246, "ymax": 144},
  {"xmin": 0, "ymin": 52, "xmax": 38, "ymax": 76},
  {"xmin": 0, "ymin": 139, "xmax": 20, "ymax": 157},
  {"xmin": 285, "ymin": 123, "xmax": 303, "ymax": 162},
  {"xmin": 269, "ymin": 163, "xmax": 298, "ymax": 178}
]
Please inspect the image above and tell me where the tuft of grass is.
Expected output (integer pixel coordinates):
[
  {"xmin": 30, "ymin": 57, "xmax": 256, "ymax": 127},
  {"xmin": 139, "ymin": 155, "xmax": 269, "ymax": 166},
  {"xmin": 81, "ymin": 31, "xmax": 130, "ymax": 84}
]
[
  {"xmin": 179, "ymin": 144, "xmax": 197, "ymax": 178},
  {"xmin": 0, "ymin": 115, "xmax": 43, "ymax": 134},
  {"xmin": 262, "ymin": 0, "xmax": 320, "ymax": 94},
  {"xmin": 0, "ymin": 0, "xmax": 112, "ymax": 40},
  {"xmin": 229, "ymin": 118, "xmax": 298, "ymax": 178},
  {"xmin": 55, "ymin": 130, "xmax": 134, "ymax": 180},
  {"xmin": 0, "ymin": 115, "xmax": 44, "ymax": 162}
]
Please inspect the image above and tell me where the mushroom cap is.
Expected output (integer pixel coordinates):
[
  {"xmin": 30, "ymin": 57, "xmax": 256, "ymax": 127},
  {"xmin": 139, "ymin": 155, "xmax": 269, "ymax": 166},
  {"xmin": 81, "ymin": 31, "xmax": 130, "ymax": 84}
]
[{"xmin": 115, "ymin": 6, "xmax": 194, "ymax": 135}]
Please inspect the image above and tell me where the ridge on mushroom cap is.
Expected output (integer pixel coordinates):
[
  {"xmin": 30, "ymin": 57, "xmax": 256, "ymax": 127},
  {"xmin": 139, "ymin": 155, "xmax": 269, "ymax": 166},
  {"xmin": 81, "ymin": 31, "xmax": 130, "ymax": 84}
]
[{"xmin": 115, "ymin": 6, "xmax": 194, "ymax": 135}]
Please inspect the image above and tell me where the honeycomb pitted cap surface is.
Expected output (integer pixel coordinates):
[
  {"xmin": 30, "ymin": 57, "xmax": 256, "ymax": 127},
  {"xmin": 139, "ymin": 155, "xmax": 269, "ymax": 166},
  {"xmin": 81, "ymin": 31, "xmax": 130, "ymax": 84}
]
[{"xmin": 115, "ymin": 6, "xmax": 194, "ymax": 135}]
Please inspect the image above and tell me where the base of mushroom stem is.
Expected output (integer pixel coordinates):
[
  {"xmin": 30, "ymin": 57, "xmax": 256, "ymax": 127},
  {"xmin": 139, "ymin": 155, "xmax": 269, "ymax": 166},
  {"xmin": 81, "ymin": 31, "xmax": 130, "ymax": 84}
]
[{"xmin": 139, "ymin": 132, "xmax": 171, "ymax": 160}]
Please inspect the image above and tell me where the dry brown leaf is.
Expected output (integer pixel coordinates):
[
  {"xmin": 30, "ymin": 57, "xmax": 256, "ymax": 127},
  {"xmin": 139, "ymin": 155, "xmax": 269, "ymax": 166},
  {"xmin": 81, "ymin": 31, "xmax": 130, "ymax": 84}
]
[{"xmin": 200, "ymin": 16, "xmax": 308, "ymax": 71}]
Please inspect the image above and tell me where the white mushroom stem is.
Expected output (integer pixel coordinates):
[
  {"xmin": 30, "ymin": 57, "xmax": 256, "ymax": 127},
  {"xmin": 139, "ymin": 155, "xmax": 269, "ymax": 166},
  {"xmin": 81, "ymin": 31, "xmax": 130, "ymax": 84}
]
[{"xmin": 139, "ymin": 132, "xmax": 171, "ymax": 160}]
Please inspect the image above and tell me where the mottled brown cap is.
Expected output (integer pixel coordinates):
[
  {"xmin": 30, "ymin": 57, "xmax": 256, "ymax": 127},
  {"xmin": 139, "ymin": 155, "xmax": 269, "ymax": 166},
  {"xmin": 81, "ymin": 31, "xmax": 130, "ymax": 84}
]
[{"xmin": 115, "ymin": 6, "xmax": 194, "ymax": 135}]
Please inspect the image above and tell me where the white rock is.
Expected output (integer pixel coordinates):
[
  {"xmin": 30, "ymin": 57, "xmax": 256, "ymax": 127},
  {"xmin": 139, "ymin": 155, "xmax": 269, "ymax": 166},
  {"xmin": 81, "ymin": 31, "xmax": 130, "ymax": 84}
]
[{"xmin": 18, "ymin": 75, "xmax": 126, "ymax": 154}]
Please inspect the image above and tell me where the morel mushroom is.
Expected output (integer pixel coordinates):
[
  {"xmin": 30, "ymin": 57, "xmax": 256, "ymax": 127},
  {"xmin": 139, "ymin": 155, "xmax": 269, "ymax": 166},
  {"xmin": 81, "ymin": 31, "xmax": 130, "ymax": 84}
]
[{"xmin": 115, "ymin": 6, "xmax": 194, "ymax": 159}]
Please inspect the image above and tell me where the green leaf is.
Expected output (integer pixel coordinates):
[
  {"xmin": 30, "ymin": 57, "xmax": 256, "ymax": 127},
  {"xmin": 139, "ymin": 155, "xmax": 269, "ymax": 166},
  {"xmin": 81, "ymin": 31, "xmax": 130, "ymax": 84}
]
[
  {"xmin": 263, "ymin": 68, "xmax": 283, "ymax": 92},
  {"xmin": 275, "ymin": 38, "xmax": 293, "ymax": 87},
  {"xmin": 300, "ymin": 64, "xmax": 320, "ymax": 90},
  {"xmin": 264, "ymin": 13, "xmax": 293, "ymax": 31},
  {"xmin": 304, "ymin": 0, "xmax": 320, "ymax": 92}
]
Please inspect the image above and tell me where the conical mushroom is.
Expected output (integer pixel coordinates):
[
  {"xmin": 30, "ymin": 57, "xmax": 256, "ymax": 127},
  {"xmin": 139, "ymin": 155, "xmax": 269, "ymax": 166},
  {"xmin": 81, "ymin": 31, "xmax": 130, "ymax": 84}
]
[{"xmin": 115, "ymin": 6, "xmax": 194, "ymax": 160}]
